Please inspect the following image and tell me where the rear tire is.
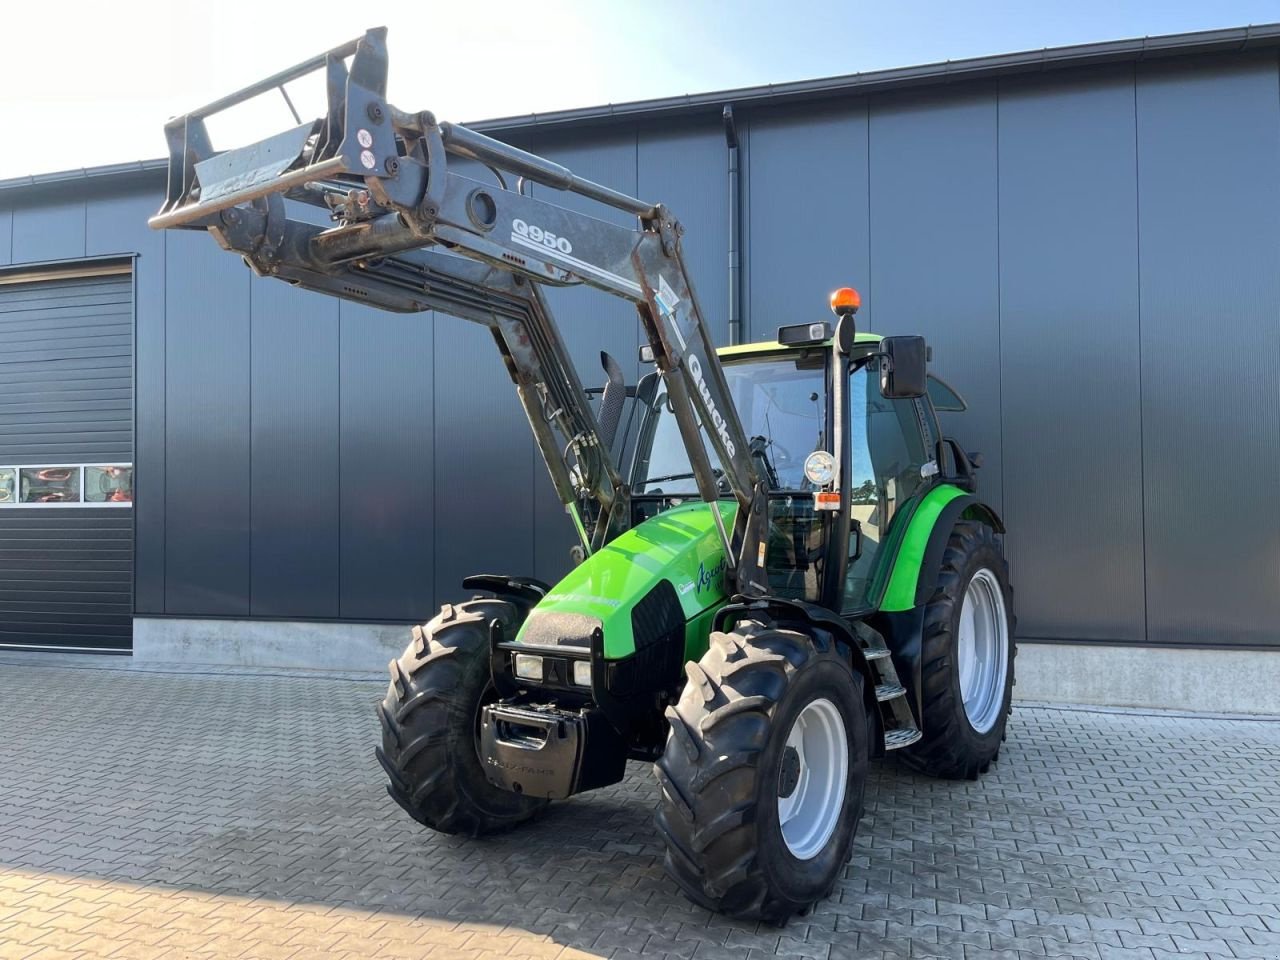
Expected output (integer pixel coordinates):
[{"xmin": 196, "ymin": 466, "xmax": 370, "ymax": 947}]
[
  {"xmin": 902, "ymin": 521, "xmax": 1016, "ymax": 780},
  {"xmin": 655, "ymin": 620, "xmax": 868, "ymax": 925},
  {"xmin": 375, "ymin": 598, "xmax": 547, "ymax": 836}
]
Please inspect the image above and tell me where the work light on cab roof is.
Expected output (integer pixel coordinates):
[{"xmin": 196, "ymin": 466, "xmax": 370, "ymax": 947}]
[{"xmin": 777, "ymin": 286, "xmax": 862, "ymax": 347}]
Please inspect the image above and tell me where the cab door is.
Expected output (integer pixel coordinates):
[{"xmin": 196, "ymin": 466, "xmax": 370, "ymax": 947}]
[{"xmin": 841, "ymin": 362, "xmax": 934, "ymax": 614}]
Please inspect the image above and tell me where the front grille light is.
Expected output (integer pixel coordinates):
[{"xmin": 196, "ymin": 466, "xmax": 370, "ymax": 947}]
[{"xmin": 514, "ymin": 654, "xmax": 544, "ymax": 681}]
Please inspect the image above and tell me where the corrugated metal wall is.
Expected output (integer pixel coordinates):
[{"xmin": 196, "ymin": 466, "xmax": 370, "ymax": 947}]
[
  {"xmin": 1134, "ymin": 57, "xmax": 1280, "ymax": 647},
  {"xmin": 997, "ymin": 69, "xmax": 1147, "ymax": 642},
  {"xmin": 0, "ymin": 50, "xmax": 1275, "ymax": 648}
]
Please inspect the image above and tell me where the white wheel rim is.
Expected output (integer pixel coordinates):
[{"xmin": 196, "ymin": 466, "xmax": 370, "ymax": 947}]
[
  {"xmin": 776, "ymin": 697, "xmax": 847, "ymax": 860},
  {"xmin": 956, "ymin": 568, "xmax": 1010, "ymax": 734}
]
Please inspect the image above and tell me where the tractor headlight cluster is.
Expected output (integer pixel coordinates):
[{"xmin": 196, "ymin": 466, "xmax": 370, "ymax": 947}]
[
  {"xmin": 514, "ymin": 654, "xmax": 543, "ymax": 681},
  {"xmin": 513, "ymin": 652, "xmax": 592, "ymax": 687},
  {"xmin": 513, "ymin": 653, "xmax": 592, "ymax": 687}
]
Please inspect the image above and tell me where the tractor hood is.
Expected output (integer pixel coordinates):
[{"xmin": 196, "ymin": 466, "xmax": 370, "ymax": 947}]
[{"xmin": 517, "ymin": 502, "xmax": 735, "ymax": 659}]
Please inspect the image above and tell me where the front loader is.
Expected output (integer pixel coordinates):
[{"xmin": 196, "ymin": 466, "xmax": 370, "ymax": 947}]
[{"xmin": 151, "ymin": 28, "xmax": 1015, "ymax": 924}]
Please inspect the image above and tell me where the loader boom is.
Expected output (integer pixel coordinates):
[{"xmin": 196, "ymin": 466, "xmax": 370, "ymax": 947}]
[{"xmin": 150, "ymin": 27, "xmax": 769, "ymax": 592}]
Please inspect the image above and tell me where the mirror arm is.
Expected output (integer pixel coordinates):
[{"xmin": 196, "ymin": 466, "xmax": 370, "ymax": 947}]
[{"xmin": 936, "ymin": 437, "xmax": 978, "ymax": 493}]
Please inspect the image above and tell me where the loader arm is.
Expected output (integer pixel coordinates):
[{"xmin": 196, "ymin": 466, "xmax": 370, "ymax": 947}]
[{"xmin": 149, "ymin": 27, "xmax": 769, "ymax": 593}]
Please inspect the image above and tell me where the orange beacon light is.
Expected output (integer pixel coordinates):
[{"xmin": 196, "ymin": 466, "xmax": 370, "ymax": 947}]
[{"xmin": 829, "ymin": 286, "xmax": 861, "ymax": 318}]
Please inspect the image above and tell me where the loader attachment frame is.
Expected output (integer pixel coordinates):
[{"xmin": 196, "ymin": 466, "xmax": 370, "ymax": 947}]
[{"xmin": 150, "ymin": 27, "xmax": 769, "ymax": 592}]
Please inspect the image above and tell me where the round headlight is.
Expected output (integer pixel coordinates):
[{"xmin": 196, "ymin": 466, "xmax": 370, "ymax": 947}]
[{"xmin": 803, "ymin": 450, "xmax": 836, "ymax": 487}]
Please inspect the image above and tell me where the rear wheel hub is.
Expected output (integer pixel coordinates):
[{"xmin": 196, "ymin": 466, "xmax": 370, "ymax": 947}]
[{"xmin": 956, "ymin": 567, "xmax": 1010, "ymax": 734}]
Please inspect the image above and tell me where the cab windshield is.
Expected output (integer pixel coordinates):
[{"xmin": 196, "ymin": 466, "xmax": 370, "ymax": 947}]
[{"xmin": 632, "ymin": 353, "xmax": 828, "ymax": 496}]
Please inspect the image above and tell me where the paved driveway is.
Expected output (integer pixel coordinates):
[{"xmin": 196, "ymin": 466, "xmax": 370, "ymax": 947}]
[{"xmin": 0, "ymin": 655, "xmax": 1277, "ymax": 960}]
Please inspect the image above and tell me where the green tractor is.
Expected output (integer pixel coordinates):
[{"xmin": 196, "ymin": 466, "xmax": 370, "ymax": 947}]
[{"xmin": 151, "ymin": 29, "xmax": 1015, "ymax": 923}]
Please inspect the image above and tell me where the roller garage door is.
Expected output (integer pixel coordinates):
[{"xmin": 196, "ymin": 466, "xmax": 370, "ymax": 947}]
[{"xmin": 0, "ymin": 264, "xmax": 133, "ymax": 651}]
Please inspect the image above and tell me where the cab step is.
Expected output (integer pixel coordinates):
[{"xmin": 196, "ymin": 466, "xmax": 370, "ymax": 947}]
[
  {"xmin": 875, "ymin": 682, "xmax": 906, "ymax": 702},
  {"xmin": 883, "ymin": 727, "xmax": 923, "ymax": 749},
  {"xmin": 853, "ymin": 622, "xmax": 922, "ymax": 751}
]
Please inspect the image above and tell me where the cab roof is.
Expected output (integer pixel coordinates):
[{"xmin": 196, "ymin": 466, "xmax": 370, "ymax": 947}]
[{"xmin": 716, "ymin": 331, "xmax": 882, "ymax": 359}]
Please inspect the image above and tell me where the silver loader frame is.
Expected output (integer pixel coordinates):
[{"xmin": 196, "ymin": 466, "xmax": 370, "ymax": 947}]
[{"xmin": 151, "ymin": 27, "xmax": 770, "ymax": 594}]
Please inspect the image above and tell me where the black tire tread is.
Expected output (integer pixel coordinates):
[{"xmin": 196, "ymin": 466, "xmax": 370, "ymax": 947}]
[
  {"xmin": 655, "ymin": 621, "xmax": 864, "ymax": 925},
  {"xmin": 376, "ymin": 598, "xmax": 546, "ymax": 836},
  {"xmin": 901, "ymin": 521, "xmax": 1017, "ymax": 780}
]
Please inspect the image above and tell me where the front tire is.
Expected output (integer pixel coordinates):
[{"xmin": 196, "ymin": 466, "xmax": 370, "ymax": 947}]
[
  {"xmin": 375, "ymin": 598, "xmax": 547, "ymax": 836},
  {"xmin": 655, "ymin": 620, "xmax": 868, "ymax": 925},
  {"xmin": 902, "ymin": 521, "xmax": 1016, "ymax": 779}
]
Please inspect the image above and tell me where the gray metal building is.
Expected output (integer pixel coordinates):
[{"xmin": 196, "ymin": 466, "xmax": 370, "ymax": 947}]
[{"xmin": 0, "ymin": 26, "xmax": 1277, "ymax": 709}]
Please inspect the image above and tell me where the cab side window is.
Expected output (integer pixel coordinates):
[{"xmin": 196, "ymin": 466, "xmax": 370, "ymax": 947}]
[
  {"xmin": 866, "ymin": 377, "xmax": 930, "ymax": 527},
  {"xmin": 843, "ymin": 365, "xmax": 932, "ymax": 613}
]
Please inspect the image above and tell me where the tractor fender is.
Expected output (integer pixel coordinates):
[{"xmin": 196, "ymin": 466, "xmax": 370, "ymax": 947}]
[
  {"xmin": 912, "ymin": 496, "xmax": 1004, "ymax": 608},
  {"xmin": 871, "ymin": 488, "xmax": 1004, "ymax": 721},
  {"xmin": 714, "ymin": 595, "xmax": 881, "ymax": 729},
  {"xmin": 461, "ymin": 574, "xmax": 551, "ymax": 620},
  {"xmin": 880, "ymin": 486, "xmax": 1004, "ymax": 613}
]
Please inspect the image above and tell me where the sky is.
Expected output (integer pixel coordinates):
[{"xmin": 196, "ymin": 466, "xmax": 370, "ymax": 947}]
[{"xmin": 3, "ymin": 0, "xmax": 1280, "ymax": 181}]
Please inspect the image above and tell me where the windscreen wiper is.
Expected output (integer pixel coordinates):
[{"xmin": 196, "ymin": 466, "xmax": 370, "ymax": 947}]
[{"xmin": 642, "ymin": 468, "xmax": 726, "ymax": 489}]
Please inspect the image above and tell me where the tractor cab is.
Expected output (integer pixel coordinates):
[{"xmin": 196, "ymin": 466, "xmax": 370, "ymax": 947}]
[{"xmin": 627, "ymin": 322, "xmax": 941, "ymax": 618}]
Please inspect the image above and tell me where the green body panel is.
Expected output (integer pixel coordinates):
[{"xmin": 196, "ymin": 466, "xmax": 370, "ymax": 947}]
[
  {"xmin": 879, "ymin": 483, "xmax": 968, "ymax": 612},
  {"xmin": 518, "ymin": 502, "xmax": 736, "ymax": 660}
]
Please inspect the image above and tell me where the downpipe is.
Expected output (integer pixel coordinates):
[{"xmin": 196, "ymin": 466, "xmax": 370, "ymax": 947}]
[{"xmin": 724, "ymin": 105, "xmax": 742, "ymax": 346}]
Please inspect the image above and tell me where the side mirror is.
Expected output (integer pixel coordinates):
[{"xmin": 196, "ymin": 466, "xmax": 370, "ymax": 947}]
[{"xmin": 878, "ymin": 336, "xmax": 927, "ymax": 399}]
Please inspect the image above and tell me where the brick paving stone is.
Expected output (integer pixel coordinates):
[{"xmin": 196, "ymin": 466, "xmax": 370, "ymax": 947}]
[{"xmin": 0, "ymin": 656, "xmax": 1277, "ymax": 960}]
